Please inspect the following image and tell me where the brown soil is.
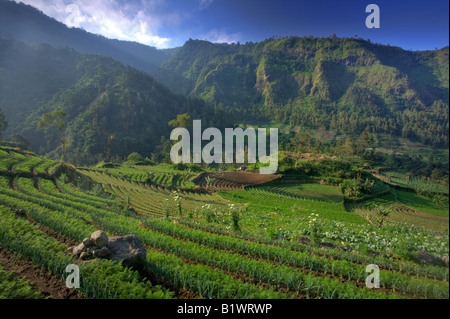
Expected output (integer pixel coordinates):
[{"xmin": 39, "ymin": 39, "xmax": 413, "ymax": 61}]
[
  {"xmin": 285, "ymin": 152, "xmax": 337, "ymax": 161},
  {"xmin": 0, "ymin": 248, "xmax": 81, "ymax": 299},
  {"xmin": 194, "ymin": 171, "xmax": 279, "ymax": 191},
  {"xmin": 396, "ymin": 205, "xmax": 449, "ymax": 222},
  {"xmin": 26, "ymin": 215, "xmax": 79, "ymax": 247}
]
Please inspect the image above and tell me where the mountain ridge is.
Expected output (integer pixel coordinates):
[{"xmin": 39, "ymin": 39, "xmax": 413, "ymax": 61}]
[
  {"xmin": 0, "ymin": 0, "xmax": 176, "ymax": 74},
  {"xmin": 0, "ymin": 37, "xmax": 233, "ymax": 164},
  {"xmin": 154, "ymin": 38, "xmax": 449, "ymax": 146}
]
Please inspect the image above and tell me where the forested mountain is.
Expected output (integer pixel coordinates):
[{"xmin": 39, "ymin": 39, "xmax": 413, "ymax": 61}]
[
  {"xmin": 0, "ymin": 38, "xmax": 232, "ymax": 164},
  {"xmin": 155, "ymin": 38, "xmax": 449, "ymax": 146},
  {"xmin": 0, "ymin": 0, "xmax": 175, "ymax": 74},
  {"xmin": 0, "ymin": 0, "xmax": 448, "ymax": 165}
]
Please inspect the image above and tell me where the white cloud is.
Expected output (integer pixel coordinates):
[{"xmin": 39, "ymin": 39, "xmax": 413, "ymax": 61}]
[
  {"xmin": 197, "ymin": 0, "xmax": 214, "ymax": 10},
  {"xmin": 16, "ymin": 0, "xmax": 172, "ymax": 48},
  {"xmin": 201, "ymin": 29, "xmax": 241, "ymax": 44}
]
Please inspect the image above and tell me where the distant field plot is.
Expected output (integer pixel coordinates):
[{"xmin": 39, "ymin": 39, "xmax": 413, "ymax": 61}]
[
  {"xmin": 247, "ymin": 183, "xmax": 343, "ymax": 202},
  {"xmin": 378, "ymin": 171, "xmax": 449, "ymax": 195},
  {"xmin": 79, "ymin": 169, "xmax": 230, "ymax": 217},
  {"xmin": 194, "ymin": 171, "xmax": 279, "ymax": 190},
  {"xmin": 94, "ymin": 164, "xmax": 196, "ymax": 189},
  {"xmin": 219, "ymin": 184, "xmax": 365, "ymax": 225},
  {"xmin": 348, "ymin": 191, "xmax": 449, "ymax": 232},
  {"xmin": 396, "ymin": 190, "xmax": 449, "ymax": 217}
]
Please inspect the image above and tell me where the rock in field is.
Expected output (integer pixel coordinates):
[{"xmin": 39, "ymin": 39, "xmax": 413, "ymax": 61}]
[
  {"xmin": 73, "ymin": 243, "xmax": 87, "ymax": 257},
  {"xmin": 413, "ymin": 251, "xmax": 446, "ymax": 267},
  {"xmin": 90, "ymin": 230, "xmax": 109, "ymax": 248},
  {"xmin": 108, "ymin": 235, "xmax": 146, "ymax": 268},
  {"xmin": 82, "ymin": 238, "xmax": 93, "ymax": 247},
  {"xmin": 443, "ymin": 256, "xmax": 449, "ymax": 267},
  {"xmin": 92, "ymin": 246, "xmax": 111, "ymax": 258},
  {"xmin": 66, "ymin": 230, "xmax": 146, "ymax": 268}
]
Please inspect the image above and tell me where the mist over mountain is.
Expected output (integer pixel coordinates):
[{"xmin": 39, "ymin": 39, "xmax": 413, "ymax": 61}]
[
  {"xmin": 0, "ymin": 38, "xmax": 232, "ymax": 164},
  {"xmin": 0, "ymin": 0, "xmax": 175, "ymax": 74}
]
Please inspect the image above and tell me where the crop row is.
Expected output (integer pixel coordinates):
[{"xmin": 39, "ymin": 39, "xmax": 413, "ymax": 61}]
[
  {"xmin": 10, "ymin": 176, "xmax": 396, "ymax": 298},
  {"xmin": 1, "ymin": 178, "xmax": 292, "ymax": 298},
  {"xmin": 144, "ymin": 249, "xmax": 289, "ymax": 299},
  {"xmin": 55, "ymin": 179, "xmax": 117, "ymax": 205},
  {"xmin": 98, "ymin": 214, "xmax": 397, "ymax": 298},
  {"xmin": 0, "ymin": 151, "xmax": 26, "ymax": 171},
  {"xmin": 39, "ymin": 179, "xmax": 118, "ymax": 211},
  {"xmin": 176, "ymin": 218, "xmax": 449, "ymax": 282},
  {"xmin": 2, "ymin": 175, "xmax": 447, "ymax": 284},
  {"xmin": 12, "ymin": 156, "xmax": 44, "ymax": 173},
  {"xmin": 14, "ymin": 178, "xmax": 297, "ymax": 295},
  {"xmin": 8, "ymin": 175, "xmax": 449, "ymax": 298},
  {"xmin": 12, "ymin": 178, "xmax": 448, "ymax": 284},
  {"xmin": 7, "ymin": 178, "xmax": 299, "ymax": 297},
  {"xmin": 11, "ymin": 174, "xmax": 448, "ymax": 284},
  {"xmin": 143, "ymin": 218, "xmax": 448, "ymax": 298},
  {"xmin": 0, "ymin": 205, "xmax": 173, "ymax": 299},
  {"xmin": 0, "ymin": 264, "xmax": 43, "ymax": 299},
  {"xmin": 248, "ymin": 183, "xmax": 344, "ymax": 203},
  {"xmin": 33, "ymin": 159, "xmax": 58, "ymax": 175},
  {"xmin": 82, "ymin": 170, "xmax": 229, "ymax": 213}
]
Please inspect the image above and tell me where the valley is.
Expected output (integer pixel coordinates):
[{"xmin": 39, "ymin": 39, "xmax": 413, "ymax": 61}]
[{"xmin": 0, "ymin": 0, "xmax": 448, "ymax": 302}]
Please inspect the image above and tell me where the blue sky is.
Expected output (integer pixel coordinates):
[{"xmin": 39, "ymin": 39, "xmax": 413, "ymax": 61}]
[{"xmin": 16, "ymin": 0, "xmax": 449, "ymax": 50}]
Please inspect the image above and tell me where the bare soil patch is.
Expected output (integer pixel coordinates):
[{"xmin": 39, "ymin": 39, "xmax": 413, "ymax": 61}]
[
  {"xmin": 194, "ymin": 171, "xmax": 279, "ymax": 190},
  {"xmin": 0, "ymin": 248, "xmax": 81, "ymax": 299}
]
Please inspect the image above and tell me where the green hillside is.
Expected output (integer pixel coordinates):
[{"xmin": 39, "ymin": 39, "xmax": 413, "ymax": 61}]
[
  {"xmin": 0, "ymin": 38, "xmax": 233, "ymax": 164},
  {"xmin": 155, "ymin": 38, "xmax": 449, "ymax": 146}
]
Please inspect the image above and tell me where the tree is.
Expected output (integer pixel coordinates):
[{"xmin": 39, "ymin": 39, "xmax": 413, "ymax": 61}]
[
  {"xmin": 37, "ymin": 110, "xmax": 68, "ymax": 161},
  {"xmin": 374, "ymin": 205, "xmax": 391, "ymax": 228},
  {"xmin": 105, "ymin": 134, "xmax": 115, "ymax": 162},
  {"xmin": 431, "ymin": 168, "xmax": 443, "ymax": 182},
  {"xmin": 127, "ymin": 152, "xmax": 143, "ymax": 162},
  {"xmin": 0, "ymin": 108, "xmax": 7, "ymax": 140},
  {"xmin": 290, "ymin": 132, "xmax": 311, "ymax": 153},
  {"xmin": 169, "ymin": 113, "xmax": 192, "ymax": 129}
]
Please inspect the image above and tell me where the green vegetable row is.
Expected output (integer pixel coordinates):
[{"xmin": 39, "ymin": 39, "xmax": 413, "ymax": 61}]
[
  {"xmin": 8, "ymin": 176, "xmax": 448, "ymax": 299},
  {"xmin": 0, "ymin": 264, "xmax": 43, "ymax": 299},
  {"xmin": 1, "ymin": 178, "xmax": 291, "ymax": 299},
  {"xmin": 12, "ymin": 156, "xmax": 44, "ymax": 173},
  {"xmin": 39, "ymin": 179, "xmax": 118, "ymax": 211},
  {"xmin": 177, "ymin": 218, "xmax": 449, "ymax": 281},
  {"xmin": 0, "ymin": 205, "xmax": 173, "ymax": 299},
  {"xmin": 144, "ymin": 218, "xmax": 449, "ymax": 299}
]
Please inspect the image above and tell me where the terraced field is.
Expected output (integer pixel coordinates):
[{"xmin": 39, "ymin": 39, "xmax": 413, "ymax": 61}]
[
  {"xmin": 93, "ymin": 165, "xmax": 197, "ymax": 189},
  {"xmin": 246, "ymin": 182, "xmax": 344, "ymax": 202},
  {"xmin": 0, "ymin": 147, "xmax": 448, "ymax": 299},
  {"xmin": 194, "ymin": 171, "xmax": 280, "ymax": 190},
  {"xmin": 78, "ymin": 169, "xmax": 231, "ymax": 217},
  {"xmin": 347, "ymin": 191, "xmax": 450, "ymax": 233}
]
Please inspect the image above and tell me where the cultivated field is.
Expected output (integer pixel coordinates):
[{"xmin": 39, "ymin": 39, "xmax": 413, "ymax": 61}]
[{"xmin": 0, "ymin": 147, "xmax": 448, "ymax": 299}]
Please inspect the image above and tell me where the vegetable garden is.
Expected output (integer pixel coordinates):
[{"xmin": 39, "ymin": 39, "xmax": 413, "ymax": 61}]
[{"xmin": 0, "ymin": 147, "xmax": 448, "ymax": 299}]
